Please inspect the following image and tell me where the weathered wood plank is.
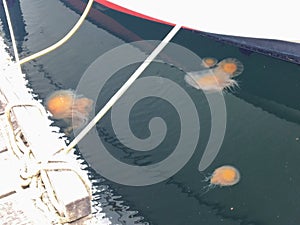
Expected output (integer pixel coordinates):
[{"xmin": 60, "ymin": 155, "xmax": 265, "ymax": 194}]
[{"xmin": 47, "ymin": 170, "xmax": 92, "ymax": 222}]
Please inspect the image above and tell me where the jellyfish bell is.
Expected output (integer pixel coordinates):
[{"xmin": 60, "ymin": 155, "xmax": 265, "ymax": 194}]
[
  {"xmin": 200, "ymin": 165, "xmax": 241, "ymax": 195},
  {"xmin": 45, "ymin": 90, "xmax": 75, "ymax": 119},
  {"xmin": 201, "ymin": 57, "xmax": 218, "ymax": 68},
  {"xmin": 215, "ymin": 58, "xmax": 244, "ymax": 77},
  {"xmin": 45, "ymin": 90, "xmax": 94, "ymax": 134},
  {"xmin": 210, "ymin": 165, "xmax": 240, "ymax": 187},
  {"xmin": 184, "ymin": 69, "xmax": 238, "ymax": 92}
]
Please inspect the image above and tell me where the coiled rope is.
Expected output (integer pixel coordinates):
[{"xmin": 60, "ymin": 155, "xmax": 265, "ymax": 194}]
[{"xmin": 3, "ymin": 102, "xmax": 92, "ymax": 223}]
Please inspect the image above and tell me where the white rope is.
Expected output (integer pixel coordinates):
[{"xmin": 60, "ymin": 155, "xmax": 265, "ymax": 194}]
[
  {"xmin": 63, "ymin": 24, "xmax": 182, "ymax": 153},
  {"xmin": 4, "ymin": 101, "xmax": 92, "ymax": 222},
  {"xmin": 2, "ymin": 0, "xmax": 22, "ymax": 73},
  {"xmin": 19, "ymin": 0, "xmax": 94, "ymax": 65}
]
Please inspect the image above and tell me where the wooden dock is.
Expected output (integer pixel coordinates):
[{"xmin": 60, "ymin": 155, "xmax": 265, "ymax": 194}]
[{"xmin": 0, "ymin": 33, "xmax": 110, "ymax": 224}]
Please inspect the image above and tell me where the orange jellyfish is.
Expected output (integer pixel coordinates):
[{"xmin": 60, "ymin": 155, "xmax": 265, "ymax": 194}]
[
  {"xmin": 45, "ymin": 90, "xmax": 93, "ymax": 133},
  {"xmin": 215, "ymin": 58, "xmax": 244, "ymax": 77},
  {"xmin": 210, "ymin": 165, "xmax": 240, "ymax": 186},
  {"xmin": 184, "ymin": 70, "xmax": 238, "ymax": 92},
  {"xmin": 45, "ymin": 90, "xmax": 74, "ymax": 119},
  {"xmin": 185, "ymin": 57, "xmax": 243, "ymax": 92},
  {"xmin": 201, "ymin": 57, "xmax": 218, "ymax": 68}
]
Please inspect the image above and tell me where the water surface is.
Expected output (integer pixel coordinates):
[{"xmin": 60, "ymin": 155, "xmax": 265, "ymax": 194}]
[{"xmin": 2, "ymin": 1, "xmax": 300, "ymax": 224}]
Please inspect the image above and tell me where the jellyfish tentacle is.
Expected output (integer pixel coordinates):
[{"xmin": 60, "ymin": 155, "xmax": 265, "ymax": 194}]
[{"xmin": 200, "ymin": 184, "xmax": 214, "ymax": 196}]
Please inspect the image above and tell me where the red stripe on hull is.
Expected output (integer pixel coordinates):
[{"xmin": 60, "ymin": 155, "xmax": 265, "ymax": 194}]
[{"xmin": 95, "ymin": 0, "xmax": 175, "ymax": 26}]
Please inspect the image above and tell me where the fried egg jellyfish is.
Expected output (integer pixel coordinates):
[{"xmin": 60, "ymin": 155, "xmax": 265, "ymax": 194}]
[
  {"xmin": 209, "ymin": 165, "xmax": 240, "ymax": 186},
  {"xmin": 45, "ymin": 90, "xmax": 93, "ymax": 134},
  {"xmin": 201, "ymin": 57, "xmax": 218, "ymax": 68},
  {"xmin": 184, "ymin": 58, "xmax": 243, "ymax": 92},
  {"xmin": 215, "ymin": 58, "xmax": 244, "ymax": 77},
  {"xmin": 201, "ymin": 165, "xmax": 241, "ymax": 194}
]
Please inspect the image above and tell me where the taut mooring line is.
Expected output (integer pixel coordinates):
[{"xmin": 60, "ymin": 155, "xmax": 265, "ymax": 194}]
[{"xmin": 63, "ymin": 24, "xmax": 182, "ymax": 153}]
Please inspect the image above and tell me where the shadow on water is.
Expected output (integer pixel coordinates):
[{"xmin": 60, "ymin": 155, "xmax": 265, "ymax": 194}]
[{"xmin": 3, "ymin": 0, "xmax": 300, "ymax": 224}]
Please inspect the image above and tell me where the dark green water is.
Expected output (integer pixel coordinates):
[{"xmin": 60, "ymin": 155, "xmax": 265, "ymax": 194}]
[{"xmin": 2, "ymin": 1, "xmax": 300, "ymax": 224}]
